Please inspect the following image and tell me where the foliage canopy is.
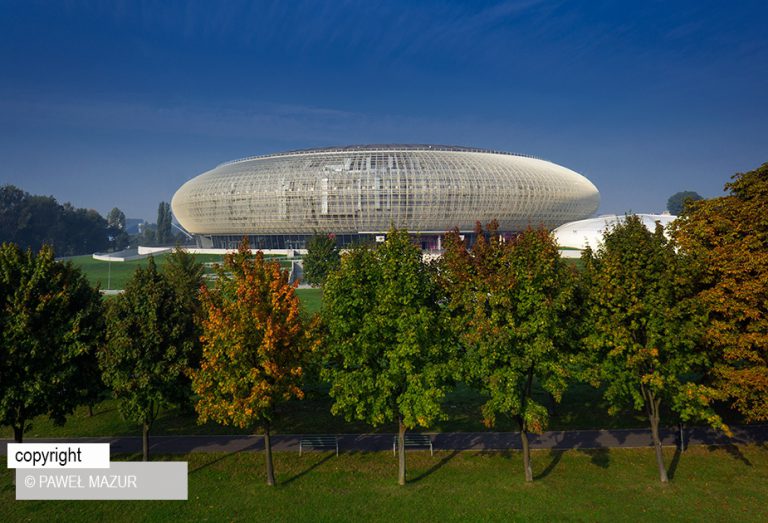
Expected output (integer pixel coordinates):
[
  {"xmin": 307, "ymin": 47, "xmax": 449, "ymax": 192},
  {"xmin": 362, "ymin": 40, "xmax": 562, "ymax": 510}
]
[
  {"xmin": 674, "ymin": 163, "xmax": 768, "ymax": 421},
  {"xmin": 0, "ymin": 243, "xmax": 103, "ymax": 442},
  {"xmin": 101, "ymin": 256, "xmax": 197, "ymax": 460},
  {"xmin": 322, "ymin": 228, "xmax": 454, "ymax": 484},
  {"xmin": 440, "ymin": 223, "xmax": 579, "ymax": 481},
  {"xmin": 0, "ymin": 185, "xmax": 109, "ymax": 255},
  {"xmin": 302, "ymin": 234, "xmax": 340, "ymax": 286},
  {"xmin": 667, "ymin": 191, "xmax": 703, "ymax": 215},
  {"xmin": 583, "ymin": 215, "xmax": 727, "ymax": 482},
  {"xmin": 191, "ymin": 239, "xmax": 317, "ymax": 484}
]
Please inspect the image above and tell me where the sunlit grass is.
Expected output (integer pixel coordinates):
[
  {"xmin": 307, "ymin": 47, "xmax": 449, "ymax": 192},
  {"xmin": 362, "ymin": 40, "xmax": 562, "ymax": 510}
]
[{"xmin": 3, "ymin": 446, "xmax": 767, "ymax": 522}]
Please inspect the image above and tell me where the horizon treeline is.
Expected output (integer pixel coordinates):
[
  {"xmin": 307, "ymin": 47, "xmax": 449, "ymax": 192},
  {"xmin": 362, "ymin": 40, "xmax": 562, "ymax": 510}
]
[{"xmin": 0, "ymin": 184, "xmax": 187, "ymax": 255}]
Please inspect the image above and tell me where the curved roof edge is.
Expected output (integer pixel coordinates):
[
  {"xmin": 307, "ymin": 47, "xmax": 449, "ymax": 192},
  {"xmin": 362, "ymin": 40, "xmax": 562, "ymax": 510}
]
[
  {"xmin": 216, "ymin": 144, "xmax": 545, "ymax": 168},
  {"xmin": 553, "ymin": 213, "xmax": 677, "ymax": 250}
]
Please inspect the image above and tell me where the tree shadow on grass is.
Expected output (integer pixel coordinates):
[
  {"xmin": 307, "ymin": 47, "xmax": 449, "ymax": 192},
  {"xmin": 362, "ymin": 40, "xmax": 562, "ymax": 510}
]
[
  {"xmin": 189, "ymin": 453, "xmax": 240, "ymax": 475},
  {"xmin": 706, "ymin": 444, "xmax": 752, "ymax": 467},
  {"xmin": 409, "ymin": 450, "xmax": 460, "ymax": 484},
  {"xmin": 189, "ymin": 441, "xmax": 263, "ymax": 475},
  {"xmin": 574, "ymin": 447, "xmax": 610, "ymax": 469},
  {"xmin": 81, "ymin": 406, "xmax": 117, "ymax": 418},
  {"xmin": 282, "ymin": 453, "xmax": 335, "ymax": 486},
  {"xmin": 534, "ymin": 450, "xmax": 563, "ymax": 480},
  {"xmin": 667, "ymin": 446, "xmax": 682, "ymax": 480}
]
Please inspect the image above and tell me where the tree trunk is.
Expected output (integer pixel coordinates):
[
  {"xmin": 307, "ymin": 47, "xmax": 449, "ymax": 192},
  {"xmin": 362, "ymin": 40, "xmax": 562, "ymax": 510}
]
[
  {"xmin": 646, "ymin": 396, "xmax": 668, "ymax": 483},
  {"xmin": 13, "ymin": 425, "xmax": 23, "ymax": 444},
  {"xmin": 520, "ymin": 427, "xmax": 533, "ymax": 482},
  {"xmin": 520, "ymin": 368, "xmax": 535, "ymax": 482},
  {"xmin": 398, "ymin": 416, "xmax": 406, "ymax": 486},
  {"xmin": 142, "ymin": 421, "xmax": 150, "ymax": 461},
  {"xmin": 88, "ymin": 405, "xmax": 94, "ymax": 417},
  {"xmin": 264, "ymin": 423, "xmax": 275, "ymax": 486}
]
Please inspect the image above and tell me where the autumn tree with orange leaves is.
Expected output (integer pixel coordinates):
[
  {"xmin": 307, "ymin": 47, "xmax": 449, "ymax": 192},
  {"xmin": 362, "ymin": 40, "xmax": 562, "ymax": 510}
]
[
  {"xmin": 674, "ymin": 163, "xmax": 768, "ymax": 422},
  {"xmin": 191, "ymin": 238, "xmax": 318, "ymax": 486}
]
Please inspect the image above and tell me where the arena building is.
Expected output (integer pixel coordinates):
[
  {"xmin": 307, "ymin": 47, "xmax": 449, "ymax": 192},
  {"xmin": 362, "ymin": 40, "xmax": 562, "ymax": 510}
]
[
  {"xmin": 171, "ymin": 145, "xmax": 600, "ymax": 250},
  {"xmin": 553, "ymin": 213, "xmax": 677, "ymax": 254}
]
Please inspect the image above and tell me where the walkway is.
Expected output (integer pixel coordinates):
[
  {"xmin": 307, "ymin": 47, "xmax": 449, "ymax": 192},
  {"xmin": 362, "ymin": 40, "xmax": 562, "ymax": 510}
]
[{"xmin": 2, "ymin": 425, "xmax": 766, "ymax": 456}]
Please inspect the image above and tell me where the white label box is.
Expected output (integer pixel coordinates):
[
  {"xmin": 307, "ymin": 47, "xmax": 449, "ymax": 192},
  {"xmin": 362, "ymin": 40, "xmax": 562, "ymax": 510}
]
[{"xmin": 7, "ymin": 443, "xmax": 110, "ymax": 469}]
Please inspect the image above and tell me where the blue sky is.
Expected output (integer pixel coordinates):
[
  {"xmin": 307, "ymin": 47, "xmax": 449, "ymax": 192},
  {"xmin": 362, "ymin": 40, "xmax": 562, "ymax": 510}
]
[{"xmin": 1, "ymin": 0, "xmax": 766, "ymax": 221}]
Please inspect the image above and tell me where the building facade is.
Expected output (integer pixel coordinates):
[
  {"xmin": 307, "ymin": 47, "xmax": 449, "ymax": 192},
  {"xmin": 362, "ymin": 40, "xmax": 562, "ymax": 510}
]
[{"xmin": 171, "ymin": 145, "xmax": 601, "ymax": 250}]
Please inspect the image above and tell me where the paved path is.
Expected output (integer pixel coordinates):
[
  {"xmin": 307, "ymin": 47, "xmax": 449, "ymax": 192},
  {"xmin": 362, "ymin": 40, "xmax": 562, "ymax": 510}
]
[{"xmin": 2, "ymin": 425, "xmax": 766, "ymax": 456}]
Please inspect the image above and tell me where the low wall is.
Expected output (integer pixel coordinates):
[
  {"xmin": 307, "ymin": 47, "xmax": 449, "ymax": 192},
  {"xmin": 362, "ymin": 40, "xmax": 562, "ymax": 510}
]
[
  {"xmin": 137, "ymin": 246, "xmax": 173, "ymax": 256},
  {"xmin": 92, "ymin": 249, "xmax": 145, "ymax": 262},
  {"xmin": 144, "ymin": 247, "xmax": 300, "ymax": 256},
  {"xmin": 558, "ymin": 249, "xmax": 583, "ymax": 259}
]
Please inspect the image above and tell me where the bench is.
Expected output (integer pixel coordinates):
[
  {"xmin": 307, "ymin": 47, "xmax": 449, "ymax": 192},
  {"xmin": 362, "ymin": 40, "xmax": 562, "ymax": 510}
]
[
  {"xmin": 299, "ymin": 435, "xmax": 339, "ymax": 456},
  {"xmin": 393, "ymin": 434, "xmax": 433, "ymax": 456}
]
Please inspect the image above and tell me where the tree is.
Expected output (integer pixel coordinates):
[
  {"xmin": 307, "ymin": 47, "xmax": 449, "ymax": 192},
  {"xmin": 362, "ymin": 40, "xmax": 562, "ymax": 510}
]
[
  {"xmin": 0, "ymin": 243, "xmax": 104, "ymax": 443},
  {"xmin": 667, "ymin": 191, "xmax": 703, "ymax": 215},
  {"xmin": 673, "ymin": 163, "xmax": 768, "ymax": 421},
  {"xmin": 107, "ymin": 207, "xmax": 126, "ymax": 230},
  {"xmin": 439, "ymin": 223, "xmax": 579, "ymax": 482},
  {"xmin": 301, "ymin": 234, "xmax": 340, "ymax": 286},
  {"xmin": 100, "ymin": 256, "xmax": 196, "ymax": 461},
  {"xmin": 137, "ymin": 223, "xmax": 156, "ymax": 246},
  {"xmin": 322, "ymin": 228, "xmax": 454, "ymax": 485},
  {"xmin": 156, "ymin": 201, "xmax": 173, "ymax": 245},
  {"xmin": 191, "ymin": 238, "xmax": 317, "ymax": 485},
  {"xmin": 0, "ymin": 185, "xmax": 110, "ymax": 255},
  {"xmin": 583, "ymin": 215, "xmax": 728, "ymax": 482},
  {"xmin": 163, "ymin": 248, "xmax": 205, "ymax": 408},
  {"xmin": 107, "ymin": 207, "xmax": 130, "ymax": 251}
]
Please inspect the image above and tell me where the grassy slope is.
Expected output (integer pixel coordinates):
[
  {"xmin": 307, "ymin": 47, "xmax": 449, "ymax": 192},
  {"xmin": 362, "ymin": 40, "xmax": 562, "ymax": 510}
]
[
  {"xmin": 295, "ymin": 287, "xmax": 323, "ymax": 315},
  {"xmin": 4, "ymin": 446, "xmax": 768, "ymax": 522},
  {"xmin": 70, "ymin": 253, "xmax": 292, "ymax": 290}
]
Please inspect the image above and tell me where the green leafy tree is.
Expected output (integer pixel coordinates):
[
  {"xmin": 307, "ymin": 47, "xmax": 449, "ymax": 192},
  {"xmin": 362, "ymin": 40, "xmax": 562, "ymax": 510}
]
[
  {"xmin": 101, "ymin": 256, "xmax": 196, "ymax": 461},
  {"xmin": 322, "ymin": 228, "xmax": 454, "ymax": 485},
  {"xmin": 302, "ymin": 234, "xmax": 340, "ymax": 286},
  {"xmin": 667, "ymin": 191, "xmax": 703, "ymax": 215},
  {"xmin": 163, "ymin": 248, "xmax": 205, "ymax": 408},
  {"xmin": 191, "ymin": 239, "xmax": 317, "ymax": 485},
  {"xmin": 163, "ymin": 247, "xmax": 205, "ymax": 313},
  {"xmin": 673, "ymin": 163, "xmax": 768, "ymax": 421},
  {"xmin": 440, "ymin": 223, "xmax": 579, "ymax": 482},
  {"xmin": 0, "ymin": 185, "xmax": 109, "ymax": 255},
  {"xmin": 107, "ymin": 207, "xmax": 126, "ymax": 230},
  {"xmin": 138, "ymin": 223, "xmax": 156, "ymax": 246},
  {"xmin": 0, "ymin": 243, "xmax": 104, "ymax": 442},
  {"xmin": 582, "ymin": 215, "xmax": 728, "ymax": 483},
  {"xmin": 107, "ymin": 207, "xmax": 129, "ymax": 251},
  {"xmin": 156, "ymin": 201, "xmax": 173, "ymax": 245}
]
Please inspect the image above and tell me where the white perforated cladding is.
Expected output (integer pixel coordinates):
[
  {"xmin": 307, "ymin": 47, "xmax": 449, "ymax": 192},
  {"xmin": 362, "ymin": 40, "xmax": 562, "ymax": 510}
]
[{"xmin": 171, "ymin": 147, "xmax": 600, "ymax": 235}]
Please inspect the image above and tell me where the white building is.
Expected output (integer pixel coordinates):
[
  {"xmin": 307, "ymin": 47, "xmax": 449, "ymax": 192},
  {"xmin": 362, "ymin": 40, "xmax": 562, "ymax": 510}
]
[
  {"xmin": 172, "ymin": 144, "xmax": 600, "ymax": 250},
  {"xmin": 553, "ymin": 213, "xmax": 677, "ymax": 254}
]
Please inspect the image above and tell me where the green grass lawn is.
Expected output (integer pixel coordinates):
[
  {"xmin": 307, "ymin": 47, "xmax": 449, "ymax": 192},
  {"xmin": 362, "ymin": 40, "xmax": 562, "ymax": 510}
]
[
  {"xmin": 68, "ymin": 254, "xmax": 171, "ymax": 290},
  {"xmin": 3, "ymin": 446, "xmax": 767, "ymax": 521},
  {"xmin": 295, "ymin": 287, "xmax": 323, "ymax": 315},
  {"xmin": 69, "ymin": 253, "xmax": 294, "ymax": 291}
]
